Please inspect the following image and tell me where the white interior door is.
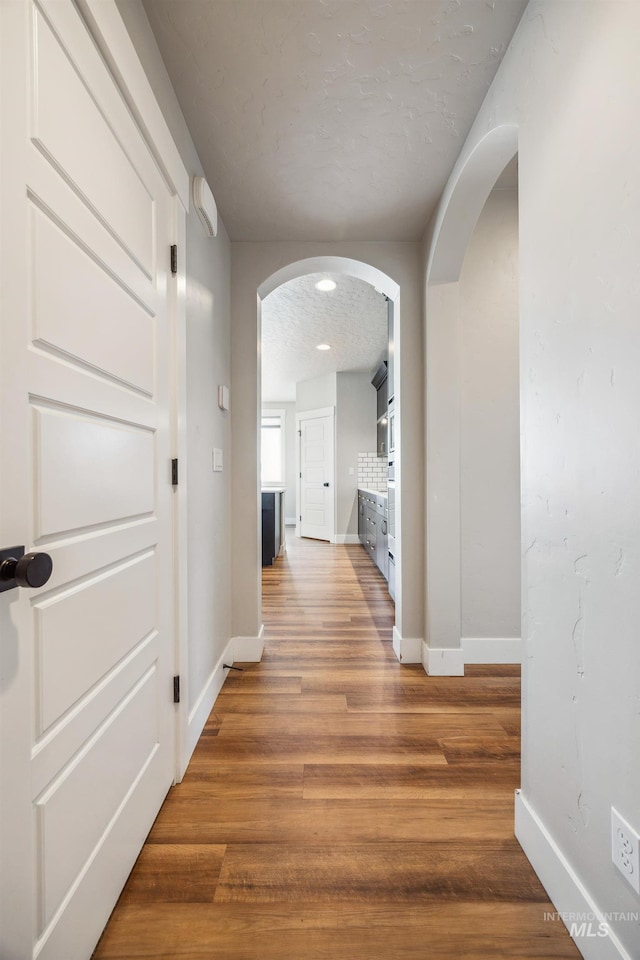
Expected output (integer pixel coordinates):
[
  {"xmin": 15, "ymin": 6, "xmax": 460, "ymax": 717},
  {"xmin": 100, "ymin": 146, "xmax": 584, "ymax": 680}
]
[
  {"xmin": 0, "ymin": 3, "xmax": 176, "ymax": 958},
  {"xmin": 298, "ymin": 409, "xmax": 335, "ymax": 541}
]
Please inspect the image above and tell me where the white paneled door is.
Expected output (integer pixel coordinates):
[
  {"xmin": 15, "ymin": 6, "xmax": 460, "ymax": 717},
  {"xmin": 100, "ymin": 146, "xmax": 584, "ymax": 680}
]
[
  {"xmin": 298, "ymin": 409, "xmax": 335, "ymax": 542},
  {"xmin": 0, "ymin": 3, "xmax": 176, "ymax": 958}
]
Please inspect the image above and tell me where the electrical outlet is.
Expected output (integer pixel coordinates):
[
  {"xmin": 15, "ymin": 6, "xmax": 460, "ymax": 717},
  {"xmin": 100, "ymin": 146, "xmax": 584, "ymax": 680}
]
[{"xmin": 612, "ymin": 808, "xmax": 640, "ymax": 893}]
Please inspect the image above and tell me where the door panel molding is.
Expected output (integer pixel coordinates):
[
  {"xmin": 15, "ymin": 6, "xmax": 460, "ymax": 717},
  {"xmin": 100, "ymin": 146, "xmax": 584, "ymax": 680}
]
[
  {"xmin": 296, "ymin": 407, "xmax": 336, "ymax": 543},
  {"xmin": 0, "ymin": 2, "xmax": 189, "ymax": 957}
]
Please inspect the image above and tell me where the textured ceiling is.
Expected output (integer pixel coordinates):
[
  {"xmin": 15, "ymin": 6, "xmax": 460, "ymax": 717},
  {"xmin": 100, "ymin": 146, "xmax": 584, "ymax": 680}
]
[
  {"xmin": 261, "ymin": 273, "xmax": 388, "ymax": 401},
  {"xmin": 142, "ymin": 0, "xmax": 526, "ymax": 241}
]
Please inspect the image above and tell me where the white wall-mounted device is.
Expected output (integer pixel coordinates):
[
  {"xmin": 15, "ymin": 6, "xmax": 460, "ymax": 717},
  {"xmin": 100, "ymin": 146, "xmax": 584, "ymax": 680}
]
[
  {"xmin": 193, "ymin": 175, "xmax": 218, "ymax": 237},
  {"xmin": 218, "ymin": 385, "xmax": 230, "ymax": 411}
]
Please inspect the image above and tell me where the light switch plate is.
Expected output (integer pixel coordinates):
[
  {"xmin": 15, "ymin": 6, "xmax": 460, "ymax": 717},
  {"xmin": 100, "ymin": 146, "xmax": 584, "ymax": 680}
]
[{"xmin": 213, "ymin": 448, "xmax": 223, "ymax": 472}]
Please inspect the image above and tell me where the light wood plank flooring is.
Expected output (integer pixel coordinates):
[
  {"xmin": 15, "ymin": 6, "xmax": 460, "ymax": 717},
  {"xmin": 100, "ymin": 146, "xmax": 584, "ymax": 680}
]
[{"xmin": 94, "ymin": 535, "xmax": 580, "ymax": 959}]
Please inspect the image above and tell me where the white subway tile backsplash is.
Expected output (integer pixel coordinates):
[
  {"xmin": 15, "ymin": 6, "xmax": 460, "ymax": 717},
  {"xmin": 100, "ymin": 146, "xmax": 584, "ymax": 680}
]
[{"xmin": 357, "ymin": 451, "xmax": 388, "ymax": 491}]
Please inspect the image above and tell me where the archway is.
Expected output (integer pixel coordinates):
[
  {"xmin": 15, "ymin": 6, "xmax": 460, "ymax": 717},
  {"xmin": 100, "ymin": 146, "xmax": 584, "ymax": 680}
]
[
  {"xmin": 258, "ymin": 257, "xmax": 399, "ymax": 302},
  {"xmin": 258, "ymin": 256, "xmax": 409, "ymax": 655},
  {"xmin": 423, "ymin": 124, "xmax": 519, "ymax": 674},
  {"xmin": 230, "ymin": 243, "xmax": 425, "ymax": 668}
]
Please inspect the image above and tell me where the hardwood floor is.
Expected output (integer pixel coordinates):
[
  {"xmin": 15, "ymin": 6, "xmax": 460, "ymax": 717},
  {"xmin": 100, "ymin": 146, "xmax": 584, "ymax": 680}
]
[{"xmin": 94, "ymin": 535, "xmax": 580, "ymax": 959}]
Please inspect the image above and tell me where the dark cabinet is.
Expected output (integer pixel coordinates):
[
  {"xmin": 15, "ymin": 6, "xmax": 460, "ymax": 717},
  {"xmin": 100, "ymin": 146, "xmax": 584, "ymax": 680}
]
[
  {"xmin": 372, "ymin": 361, "xmax": 388, "ymax": 457},
  {"xmin": 387, "ymin": 299, "xmax": 394, "ymax": 403},
  {"xmin": 262, "ymin": 490, "xmax": 284, "ymax": 566},
  {"xmin": 376, "ymin": 377, "xmax": 387, "ymax": 420}
]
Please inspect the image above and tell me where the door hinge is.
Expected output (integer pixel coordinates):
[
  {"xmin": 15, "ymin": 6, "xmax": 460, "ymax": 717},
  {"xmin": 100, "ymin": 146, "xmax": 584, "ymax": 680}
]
[
  {"xmin": 173, "ymin": 675, "xmax": 180, "ymax": 703},
  {"xmin": 299, "ymin": 515, "xmax": 302, "ymax": 522},
  {"xmin": 298, "ymin": 429, "xmax": 301, "ymax": 436},
  {"xmin": 171, "ymin": 458, "xmax": 179, "ymax": 486},
  {"xmin": 170, "ymin": 244, "xmax": 178, "ymax": 275},
  {"xmin": 299, "ymin": 472, "xmax": 302, "ymax": 478}
]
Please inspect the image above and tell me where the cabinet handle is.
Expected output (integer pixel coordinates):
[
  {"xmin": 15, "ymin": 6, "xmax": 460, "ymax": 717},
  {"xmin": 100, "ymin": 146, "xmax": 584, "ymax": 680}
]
[{"xmin": 381, "ymin": 520, "xmax": 387, "ymax": 535}]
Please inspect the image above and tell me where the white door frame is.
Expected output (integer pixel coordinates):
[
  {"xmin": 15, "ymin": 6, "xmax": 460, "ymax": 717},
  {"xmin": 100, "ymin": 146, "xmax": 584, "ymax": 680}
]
[
  {"xmin": 64, "ymin": 0, "xmax": 191, "ymax": 776},
  {"xmin": 295, "ymin": 406, "xmax": 336, "ymax": 542}
]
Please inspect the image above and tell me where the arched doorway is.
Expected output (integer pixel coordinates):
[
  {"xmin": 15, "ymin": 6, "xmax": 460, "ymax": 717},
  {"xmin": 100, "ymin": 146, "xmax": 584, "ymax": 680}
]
[
  {"xmin": 258, "ymin": 257, "xmax": 406, "ymax": 652},
  {"xmin": 424, "ymin": 124, "xmax": 519, "ymax": 674},
  {"xmin": 229, "ymin": 247, "xmax": 425, "ymax": 666}
]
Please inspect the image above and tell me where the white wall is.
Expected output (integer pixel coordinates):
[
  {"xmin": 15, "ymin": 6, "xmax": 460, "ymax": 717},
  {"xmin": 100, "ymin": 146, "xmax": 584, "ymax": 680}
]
[
  {"xmin": 116, "ymin": 1, "xmax": 232, "ymax": 736},
  {"xmin": 296, "ymin": 372, "xmax": 337, "ymax": 412},
  {"xmin": 459, "ymin": 186, "xmax": 520, "ymax": 640},
  {"xmin": 336, "ymin": 372, "xmax": 377, "ymax": 538},
  {"xmin": 184, "ymin": 215, "xmax": 231, "ymax": 706},
  {"xmin": 262, "ymin": 401, "xmax": 296, "ymax": 522},
  {"xmin": 425, "ymin": 3, "xmax": 640, "ymax": 956}
]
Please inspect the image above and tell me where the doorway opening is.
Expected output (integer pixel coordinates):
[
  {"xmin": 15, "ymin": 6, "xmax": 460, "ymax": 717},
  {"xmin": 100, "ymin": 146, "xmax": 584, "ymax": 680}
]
[
  {"xmin": 458, "ymin": 155, "xmax": 520, "ymax": 662},
  {"xmin": 257, "ymin": 257, "xmax": 404, "ymax": 655},
  {"xmin": 424, "ymin": 124, "xmax": 519, "ymax": 674}
]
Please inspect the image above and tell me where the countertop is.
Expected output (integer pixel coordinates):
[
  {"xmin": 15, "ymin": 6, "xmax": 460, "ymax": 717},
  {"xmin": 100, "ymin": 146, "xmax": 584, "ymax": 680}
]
[
  {"xmin": 358, "ymin": 487, "xmax": 388, "ymax": 499},
  {"xmin": 261, "ymin": 487, "xmax": 286, "ymax": 494}
]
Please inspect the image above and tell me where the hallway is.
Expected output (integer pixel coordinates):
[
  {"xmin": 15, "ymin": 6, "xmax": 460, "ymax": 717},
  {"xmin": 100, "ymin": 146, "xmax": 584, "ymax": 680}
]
[{"xmin": 94, "ymin": 536, "xmax": 579, "ymax": 959}]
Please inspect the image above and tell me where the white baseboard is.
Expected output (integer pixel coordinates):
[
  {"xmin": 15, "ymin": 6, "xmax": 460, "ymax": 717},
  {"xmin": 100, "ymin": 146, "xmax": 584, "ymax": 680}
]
[
  {"xmin": 421, "ymin": 641, "xmax": 464, "ymax": 676},
  {"xmin": 186, "ymin": 637, "xmax": 235, "ymax": 761},
  {"xmin": 285, "ymin": 517, "xmax": 296, "ymax": 526},
  {"xmin": 462, "ymin": 636, "xmax": 521, "ymax": 664},
  {"xmin": 392, "ymin": 626, "xmax": 422, "ymax": 664},
  {"xmin": 180, "ymin": 627, "xmax": 264, "ymax": 780},
  {"xmin": 233, "ymin": 624, "xmax": 265, "ymax": 662},
  {"xmin": 515, "ymin": 790, "xmax": 634, "ymax": 960},
  {"xmin": 334, "ymin": 534, "xmax": 361, "ymax": 545}
]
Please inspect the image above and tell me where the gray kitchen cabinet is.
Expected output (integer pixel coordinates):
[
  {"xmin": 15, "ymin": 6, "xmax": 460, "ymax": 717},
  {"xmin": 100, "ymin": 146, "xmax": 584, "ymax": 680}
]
[
  {"xmin": 376, "ymin": 494, "xmax": 388, "ymax": 579},
  {"xmin": 358, "ymin": 493, "xmax": 366, "ymax": 546},
  {"xmin": 358, "ymin": 489, "xmax": 389, "ymax": 581},
  {"xmin": 364, "ymin": 497, "xmax": 377, "ymax": 564}
]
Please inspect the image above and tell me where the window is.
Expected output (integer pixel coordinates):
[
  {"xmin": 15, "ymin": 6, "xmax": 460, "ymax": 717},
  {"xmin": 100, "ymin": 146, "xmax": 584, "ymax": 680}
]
[{"xmin": 261, "ymin": 411, "xmax": 285, "ymax": 486}]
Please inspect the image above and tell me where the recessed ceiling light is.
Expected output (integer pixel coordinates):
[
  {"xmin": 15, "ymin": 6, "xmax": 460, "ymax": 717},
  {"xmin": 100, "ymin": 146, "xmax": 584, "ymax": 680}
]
[
  {"xmin": 315, "ymin": 278, "xmax": 336, "ymax": 292},
  {"xmin": 316, "ymin": 343, "xmax": 331, "ymax": 351}
]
